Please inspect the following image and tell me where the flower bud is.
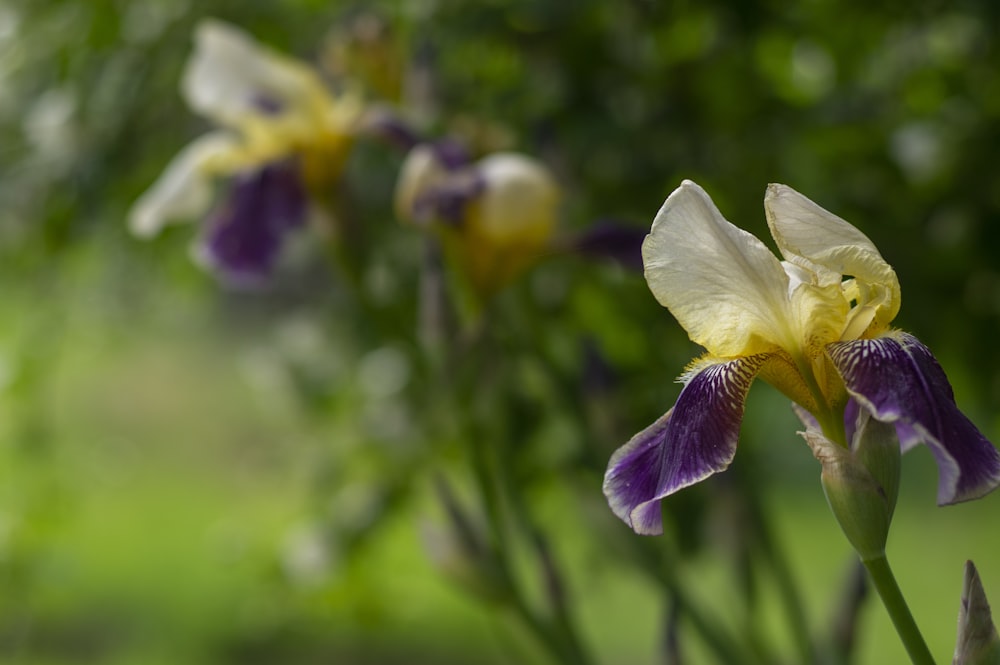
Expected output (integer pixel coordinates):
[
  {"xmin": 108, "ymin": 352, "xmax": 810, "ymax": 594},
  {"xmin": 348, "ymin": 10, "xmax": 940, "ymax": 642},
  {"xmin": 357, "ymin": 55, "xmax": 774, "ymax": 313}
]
[
  {"xmin": 954, "ymin": 560, "xmax": 1000, "ymax": 665},
  {"xmin": 804, "ymin": 408, "xmax": 900, "ymax": 561},
  {"xmin": 394, "ymin": 145, "xmax": 560, "ymax": 299}
]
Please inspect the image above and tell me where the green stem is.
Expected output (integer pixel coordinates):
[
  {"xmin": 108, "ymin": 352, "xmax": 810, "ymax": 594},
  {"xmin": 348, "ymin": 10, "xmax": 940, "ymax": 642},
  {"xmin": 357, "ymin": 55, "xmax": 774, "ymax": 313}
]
[
  {"xmin": 461, "ymin": 342, "xmax": 593, "ymax": 665},
  {"xmin": 862, "ymin": 555, "xmax": 936, "ymax": 665},
  {"xmin": 469, "ymin": 436, "xmax": 594, "ymax": 665},
  {"xmin": 634, "ymin": 540, "xmax": 762, "ymax": 665},
  {"xmin": 747, "ymin": 490, "xmax": 815, "ymax": 664}
]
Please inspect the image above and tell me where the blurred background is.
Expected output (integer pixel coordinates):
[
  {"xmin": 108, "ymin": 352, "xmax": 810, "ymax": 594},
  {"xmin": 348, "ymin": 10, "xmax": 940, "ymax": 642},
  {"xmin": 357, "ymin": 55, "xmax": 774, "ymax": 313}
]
[{"xmin": 2, "ymin": 0, "xmax": 1000, "ymax": 663}]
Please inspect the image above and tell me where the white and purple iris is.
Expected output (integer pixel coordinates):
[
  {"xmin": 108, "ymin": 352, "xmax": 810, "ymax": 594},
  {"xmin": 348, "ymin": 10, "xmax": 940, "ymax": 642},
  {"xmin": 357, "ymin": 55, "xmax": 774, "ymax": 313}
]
[
  {"xmin": 604, "ymin": 180, "xmax": 1000, "ymax": 535},
  {"xmin": 128, "ymin": 19, "xmax": 362, "ymax": 285}
]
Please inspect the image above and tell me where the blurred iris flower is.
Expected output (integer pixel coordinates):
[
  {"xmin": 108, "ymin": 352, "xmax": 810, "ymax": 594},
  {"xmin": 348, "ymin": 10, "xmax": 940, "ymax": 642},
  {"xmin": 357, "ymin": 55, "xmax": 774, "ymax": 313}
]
[
  {"xmin": 128, "ymin": 19, "xmax": 363, "ymax": 285},
  {"xmin": 394, "ymin": 142, "xmax": 560, "ymax": 298},
  {"xmin": 605, "ymin": 180, "xmax": 1000, "ymax": 535}
]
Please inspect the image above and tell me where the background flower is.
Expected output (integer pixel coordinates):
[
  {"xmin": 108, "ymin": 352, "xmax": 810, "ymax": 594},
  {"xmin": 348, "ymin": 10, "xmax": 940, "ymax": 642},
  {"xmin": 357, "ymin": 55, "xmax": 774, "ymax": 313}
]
[
  {"xmin": 395, "ymin": 143, "xmax": 560, "ymax": 299},
  {"xmin": 128, "ymin": 18, "xmax": 363, "ymax": 283}
]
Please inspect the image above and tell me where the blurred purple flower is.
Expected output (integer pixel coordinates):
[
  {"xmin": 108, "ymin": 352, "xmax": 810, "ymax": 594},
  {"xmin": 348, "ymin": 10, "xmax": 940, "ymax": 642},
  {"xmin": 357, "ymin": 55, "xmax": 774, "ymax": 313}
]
[{"xmin": 197, "ymin": 161, "xmax": 307, "ymax": 286}]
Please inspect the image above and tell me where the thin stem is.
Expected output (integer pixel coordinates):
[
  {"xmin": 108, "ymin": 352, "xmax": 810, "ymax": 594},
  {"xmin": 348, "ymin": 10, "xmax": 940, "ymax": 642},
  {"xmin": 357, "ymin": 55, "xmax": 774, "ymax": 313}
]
[
  {"xmin": 862, "ymin": 555, "xmax": 936, "ymax": 665},
  {"xmin": 468, "ymin": 436, "xmax": 594, "ymax": 665},
  {"xmin": 747, "ymin": 490, "xmax": 815, "ymax": 664},
  {"xmin": 633, "ymin": 539, "xmax": 762, "ymax": 665},
  {"xmin": 460, "ymin": 334, "xmax": 594, "ymax": 665},
  {"xmin": 829, "ymin": 559, "xmax": 868, "ymax": 665},
  {"xmin": 662, "ymin": 596, "xmax": 681, "ymax": 665}
]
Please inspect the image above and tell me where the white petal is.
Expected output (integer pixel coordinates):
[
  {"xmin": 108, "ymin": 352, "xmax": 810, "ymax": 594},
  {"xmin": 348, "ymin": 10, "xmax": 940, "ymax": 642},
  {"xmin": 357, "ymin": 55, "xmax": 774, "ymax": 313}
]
[
  {"xmin": 764, "ymin": 184, "xmax": 886, "ymax": 279},
  {"xmin": 393, "ymin": 144, "xmax": 449, "ymax": 222},
  {"xmin": 181, "ymin": 18, "xmax": 324, "ymax": 124},
  {"xmin": 764, "ymin": 184, "xmax": 901, "ymax": 336},
  {"xmin": 643, "ymin": 180, "xmax": 794, "ymax": 358},
  {"xmin": 128, "ymin": 133, "xmax": 237, "ymax": 238}
]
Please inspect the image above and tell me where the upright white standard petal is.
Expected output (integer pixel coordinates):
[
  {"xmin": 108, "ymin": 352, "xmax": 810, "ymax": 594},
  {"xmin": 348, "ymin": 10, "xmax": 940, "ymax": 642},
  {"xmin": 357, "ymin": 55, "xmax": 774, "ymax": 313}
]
[
  {"xmin": 182, "ymin": 19, "xmax": 323, "ymax": 124},
  {"xmin": 764, "ymin": 184, "xmax": 901, "ymax": 338},
  {"xmin": 643, "ymin": 180, "xmax": 795, "ymax": 358},
  {"xmin": 764, "ymin": 184, "xmax": 887, "ymax": 279},
  {"xmin": 128, "ymin": 132, "xmax": 238, "ymax": 238}
]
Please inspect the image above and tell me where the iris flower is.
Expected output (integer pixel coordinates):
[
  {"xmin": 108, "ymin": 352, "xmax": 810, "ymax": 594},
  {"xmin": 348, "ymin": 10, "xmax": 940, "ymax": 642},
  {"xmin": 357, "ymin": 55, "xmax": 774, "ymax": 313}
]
[
  {"xmin": 394, "ymin": 143, "xmax": 560, "ymax": 297},
  {"xmin": 128, "ymin": 19, "xmax": 362, "ymax": 284},
  {"xmin": 604, "ymin": 180, "xmax": 1000, "ymax": 535}
]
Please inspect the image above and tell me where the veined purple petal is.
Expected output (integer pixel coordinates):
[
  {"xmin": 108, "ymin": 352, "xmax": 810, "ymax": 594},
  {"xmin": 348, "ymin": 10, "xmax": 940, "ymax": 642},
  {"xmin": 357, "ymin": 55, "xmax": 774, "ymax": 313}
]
[
  {"xmin": 603, "ymin": 355, "xmax": 767, "ymax": 535},
  {"xmin": 827, "ymin": 333, "xmax": 1000, "ymax": 504},
  {"xmin": 200, "ymin": 160, "xmax": 307, "ymax": 286}
]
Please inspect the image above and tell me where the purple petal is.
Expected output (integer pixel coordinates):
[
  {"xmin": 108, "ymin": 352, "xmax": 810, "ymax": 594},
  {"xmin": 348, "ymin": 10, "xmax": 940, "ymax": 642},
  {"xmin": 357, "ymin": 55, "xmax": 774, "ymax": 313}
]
[
  {"xmin": 252, "ymin": 94, "xmax": 284, "ymax": 115},
  {"xmin": 364, "ymin": 109, "xmax": 422, "ymax": 152},
  {"xmin": 412, "ymin": 171, "xmax": 485, "ymax": 226},
  {"xmin": 200, "ymin": 160, "xmax": 307, "ymax": 286},
  {"xmin": 430, "ymin": 139, "xmax": 472, "ymax": 171},
  {"xmin": 570, "ymin": 221, "xmax": 647, "ymax": 271},
  {"xmin": 603, "ymin": 355, "xmax": 767, "ymax": 535},
  {"xmin": 826, "ymin": 333, "xmax": 1000, "ymax": 504},
  {"xmin": 843, "ymin": 398, "xmax": 862, "ymax": 449}
]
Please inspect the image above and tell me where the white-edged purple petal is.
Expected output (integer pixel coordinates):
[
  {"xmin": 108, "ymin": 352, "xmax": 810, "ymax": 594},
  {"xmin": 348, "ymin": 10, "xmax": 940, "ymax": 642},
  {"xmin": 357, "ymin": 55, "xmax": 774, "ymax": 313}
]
[
  {"xmin": 603, "ymin": 355, "xmax": 767, "ymax": 535},
  {"xmin": 827, "ymin": 333, "xmax": 1000, "ymax": 504}
]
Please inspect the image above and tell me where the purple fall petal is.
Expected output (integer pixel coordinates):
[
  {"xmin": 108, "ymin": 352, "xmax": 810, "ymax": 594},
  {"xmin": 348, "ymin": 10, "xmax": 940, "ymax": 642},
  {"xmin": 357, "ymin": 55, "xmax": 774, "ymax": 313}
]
[
  {"xmin": 431, "ymin": 139, "xmax": 473, "ymax": 171},
  {"xmin": 827, "ymin": 332, "xmax": 1000, "ymax": 504},
  {"xmin": 571, "ymin": 221, "xmax": 647, "ymax": 271},
  {"xmin": 412, "ymin": 171, "xmax": 485, "ymax": 226},
  {"xmin": 603, "ymin": 355, "xmax": 767, "ymax": 535},
  {"xmin": 201, "ymin": 161, "xmax": 307, "ymax": 286},
  {"xmin": 843, "ymin": 398, "xmax": 862, "ymax": 448}
]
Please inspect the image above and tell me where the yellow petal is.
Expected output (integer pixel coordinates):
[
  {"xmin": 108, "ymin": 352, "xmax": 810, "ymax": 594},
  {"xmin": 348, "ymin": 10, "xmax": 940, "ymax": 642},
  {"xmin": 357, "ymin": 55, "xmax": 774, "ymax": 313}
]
[
  {"xmin": 458, "ymin": 153, "xmax": 560, "ymax": 296},
  {"xmin": 467, "ymin": 153, "xmax": 559, "ymax": 246},
  {"xmin": 643, "ymin": 180, "xmax": 796, "ymax": 358},
  {"xmin": 764, "ymin": 184, "xmax": 901, "ymax": 338},
  {"xmin": 393, "ymin": 144, "xmax": 450, "ymax": 223},
  {"xmin": 788, "ymin": 276, "xmax": 850, "ymax": 357}
]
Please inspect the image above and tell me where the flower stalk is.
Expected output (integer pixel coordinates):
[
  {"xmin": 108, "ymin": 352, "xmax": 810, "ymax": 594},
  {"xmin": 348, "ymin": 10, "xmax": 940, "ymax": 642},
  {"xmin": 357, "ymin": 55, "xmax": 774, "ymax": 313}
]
[{"xmin": 863, "ymin": 555, "xmax": 936, "ymax": 665}]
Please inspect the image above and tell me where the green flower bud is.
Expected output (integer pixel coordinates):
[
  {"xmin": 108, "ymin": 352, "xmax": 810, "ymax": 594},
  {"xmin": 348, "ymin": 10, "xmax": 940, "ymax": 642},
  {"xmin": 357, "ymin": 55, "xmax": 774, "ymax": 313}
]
[
  {"xmin": 804, "ymin": 408, "xmax": 900, "ymax": 562},
  {"xmin": 954, "ymin": 560, "xmax": 1000, "ymax": 665}
]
